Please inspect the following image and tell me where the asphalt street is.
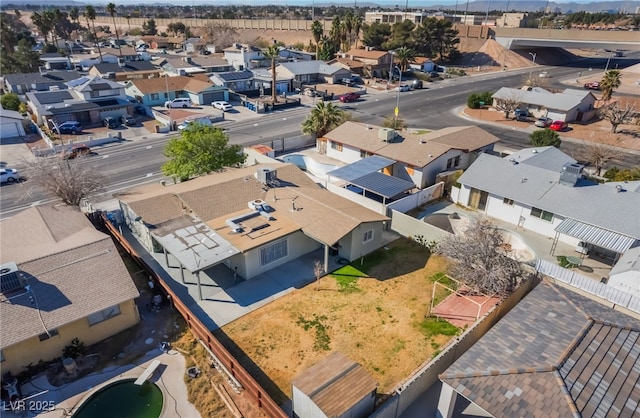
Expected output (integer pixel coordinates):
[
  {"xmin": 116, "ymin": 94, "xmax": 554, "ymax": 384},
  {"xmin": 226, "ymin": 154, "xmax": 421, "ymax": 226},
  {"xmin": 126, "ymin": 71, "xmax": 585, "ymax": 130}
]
[{"xmin": 1, "ymin": 54, "xmax": 638, "ymax": 218}]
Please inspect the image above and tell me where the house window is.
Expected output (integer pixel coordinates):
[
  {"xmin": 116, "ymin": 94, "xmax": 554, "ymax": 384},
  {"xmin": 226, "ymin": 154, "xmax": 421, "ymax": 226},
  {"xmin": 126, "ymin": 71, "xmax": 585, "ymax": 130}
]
[
  {"xmin": 446, "ymin": 156, "xmax": 461, "ymax": 169},
  {"xmin": 363, "ymin": 229, "xmax": 374, "ymax": 243},
  {"xmin": 88, "ymin": 304, "xmax": 121, "ymax": 326},
  {"xmin": 38, "ymin": 329, "xmax": 59, "ymax": 341},
  {"xmin": 151, "ymin": 93, "xmax": 159, "ymax": 100},
  {"xmin": 331, "ymin": 142, "xmax": 343, "ymax": 151},
  {"xmin": 503, "ymin": 198, "xmax": 514, "ymax": 206},
  {"xmin": 360, "ymin": 150, "xmax": 370, "ymax": 158},
  {"xmin": 260, "ymin": 239, "xmax": 288, "ymax": 266},
  {"xmin": 531, "ymin": 207, "xmax": 554, "ymax": 222}
]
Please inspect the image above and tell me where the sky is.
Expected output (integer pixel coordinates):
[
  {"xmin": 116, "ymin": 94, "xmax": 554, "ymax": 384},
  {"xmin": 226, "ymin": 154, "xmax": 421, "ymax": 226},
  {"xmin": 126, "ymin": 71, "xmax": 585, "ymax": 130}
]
[{"xmin": 53, "ymin": 0, "xmax": 628, "ymax": 4}]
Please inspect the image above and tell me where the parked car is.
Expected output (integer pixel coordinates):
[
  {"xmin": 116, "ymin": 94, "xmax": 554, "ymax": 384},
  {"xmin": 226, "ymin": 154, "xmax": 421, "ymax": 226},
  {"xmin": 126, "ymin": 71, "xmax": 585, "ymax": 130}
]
[
  {"xmin": 103, "ymin": 116, "xmax": 120, "ymax": 129},
  {"xmin": 549, "ymin": 121, "xmax": 568, "ymax": 131},
  {"xmin": 583, "ymin": 81, "xmax": 601, "ymax": 90},
  {"xmin": 63, "ymin": 144, "xmax": 91, "ymax": 160},
  {"xmin": 341, "ymin": 78, "xmax": 355, "ymax": 86},
  {"xmin": 411, "ymin": 79, "xmax": 424, "ymax": 89},
  {"xmin": 55, "ymin": 121, "xmax": 83, "ymax": 135},
  {"xmin": 339, "ymin": 92, "xmax": 361, "ymax": 103},
  {"xmin": 178, "ymin": 117, "xmax": 213, "ymax": 131},
  {"xmin": 165, "ymin": 98, "xmax": 192, "ymax": 108},
  {"xmin": 539, "ymin": 71, "xmax": 551, "ymax": 78},
  {"xmin": 121, "ymin": 115, "xmax": 138, "ymax": 126},
  {"xmin": 212, "ymin": 101, "xmax": 233, "ymax": 111},
  {"xmin": 200, "ymin": 50, "xmax": 211, "ymax": 55},
  {"xmin": 0, "ymin": 168, "xmax": 21, "ymax": 184},
  {"xmin": 534, "ymin": 117, "xmax": 553, "ymax": 128},
  {"xmin": 515, "ymin": 113, "xmax": 530, "ymax": 122},
  {"xmin": 394, "ymin": 84, "xmax": 411, "ymax": 92},
  {"xmin": 304, "ymin": 88, "xmax": 319, "ymax": 97}
]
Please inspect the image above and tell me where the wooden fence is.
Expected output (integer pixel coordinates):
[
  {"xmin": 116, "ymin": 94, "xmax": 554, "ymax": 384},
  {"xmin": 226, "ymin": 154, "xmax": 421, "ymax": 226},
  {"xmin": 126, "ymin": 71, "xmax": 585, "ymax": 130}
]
[{"xmin": 99, "ymin": 213, "xmax": 288, "ymax": 418}]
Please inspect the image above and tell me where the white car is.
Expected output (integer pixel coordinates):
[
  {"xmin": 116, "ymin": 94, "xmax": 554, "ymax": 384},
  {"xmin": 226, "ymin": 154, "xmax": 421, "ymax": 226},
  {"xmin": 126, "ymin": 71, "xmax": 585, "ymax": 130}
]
[
  {"xmin": 0, "ymin": 168, "xmax": 21, "ymax": 184},
  {"xmin": 165, "ymin": 98, "xmax": 192, "ymax": 108},
  {"xmin": 212, "ymin": 101, "xmax": 233, "ymax": 112},
  {"xmin": 539, "ymin": 71, "xmax": 551, "ymax": 78},
  {"xmin": 394, "ymin": 84, "xmax": 411, "ymax": 92}
]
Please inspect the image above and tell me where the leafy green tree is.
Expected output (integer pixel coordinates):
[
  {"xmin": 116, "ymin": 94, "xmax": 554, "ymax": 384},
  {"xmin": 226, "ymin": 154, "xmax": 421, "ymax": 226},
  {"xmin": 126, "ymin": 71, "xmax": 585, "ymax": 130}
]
[
  {"xmin": 301, "ymin": 102, "xmax": 346, "ymax": 138},
  {"xmin": 317, "ymin": 35, "xmax": 335, "ymax": 61},
  {"xmin": 414, "ymin": 18, "xmax": 460, "ymax": 61},
  {"xmin": 395, "ymin": 46, "xmax": 415, "ymax": 72},
  {"xmin": 529, "ymin": 129, "xmax": 561, "ymax": 148},
  {"xmin": 1, "ymin": 38, "xmax": 41, "ymax": 74},
  {"xmin": 383, "ymin": 114, "xmax": 406, "ymax": 130},
  {"xmin": 142, "ymin": 18, "xmax": 158, "ymax": 36},
  {"xmin": 311, "ymin": 20, "xmax": 323, "ymax": 60},
  {"xmin": 1, "ymin": 93, "xmax": 21, "ymax": 111},
  {"xmin": 603, "ymin": 167, "xmax": 640, "ymax": 182},
  {"xmin": 600, "ymin": 70, "xmax": 621, "ymax": 102},
  {"xmin": 383, "ymin": 20, "xmax": 415, "ymax": 51},
  {"xmin": 167, "ymin": 22, "xmax": 186, "ymax": 37},
  {"xmin": 361, "ymin": 22, "xmax": 391, "ymax": 50},
  {"xmin": 263, "ymin": 45, "xmax": 280, "ymax": 104},
  {"xmin": 106, "ymin": 3, "xmax": 122, "ymax": 57},
  {"xmin": 162, "ymin": 125, "xmax": 246, "ymax": 182}
]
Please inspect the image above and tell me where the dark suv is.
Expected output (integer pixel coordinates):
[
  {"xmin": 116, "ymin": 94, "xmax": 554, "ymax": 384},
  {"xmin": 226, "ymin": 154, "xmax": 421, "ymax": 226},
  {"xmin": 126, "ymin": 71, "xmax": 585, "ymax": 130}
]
[
  {"xmin": 103, "ymin": 116, "xmax": 120, "ymax": 129},
  {"xmin": 56, "ymin": 121, "xmax": 83, "ymax": 135}
]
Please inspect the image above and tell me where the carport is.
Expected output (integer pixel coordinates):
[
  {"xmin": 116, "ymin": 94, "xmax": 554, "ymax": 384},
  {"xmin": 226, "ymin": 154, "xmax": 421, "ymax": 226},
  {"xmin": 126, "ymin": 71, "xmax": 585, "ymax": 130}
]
[{"xmin": 327, "ymin": 156, "xmax": 415, "ymax": 204}]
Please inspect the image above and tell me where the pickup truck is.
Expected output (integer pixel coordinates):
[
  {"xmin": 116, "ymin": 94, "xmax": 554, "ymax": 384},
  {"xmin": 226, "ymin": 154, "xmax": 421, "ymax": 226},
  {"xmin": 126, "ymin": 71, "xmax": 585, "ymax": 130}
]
[{"xmin": 339, "ymin": 92, "xmax": 361, "ymax": 103}]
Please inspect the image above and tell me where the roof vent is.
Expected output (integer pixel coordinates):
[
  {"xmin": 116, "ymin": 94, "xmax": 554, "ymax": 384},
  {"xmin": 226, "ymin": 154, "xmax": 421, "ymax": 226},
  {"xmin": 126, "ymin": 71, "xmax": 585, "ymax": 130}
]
[
  {"xmin": 532, "ymin": 149, "xmax": 538, "ymax": 154},
  {"xmin": 509, "ymin": 158, "xmax": 518, "ymax": 165},
  {"xmin": 615, "ymin": 185, "xmax": 624, "ymax": 193}
]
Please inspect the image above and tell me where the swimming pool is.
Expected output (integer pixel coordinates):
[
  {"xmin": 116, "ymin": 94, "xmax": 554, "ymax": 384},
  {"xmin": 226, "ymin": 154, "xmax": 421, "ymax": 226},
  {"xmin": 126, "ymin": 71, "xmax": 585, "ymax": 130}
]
[
  {"xmin": 71, "ymin": 378, "xmax": 163, "ymax": 418},
  {"xmin": 281, "ymin": 154, "xmax": 337, "ymax": 178}
]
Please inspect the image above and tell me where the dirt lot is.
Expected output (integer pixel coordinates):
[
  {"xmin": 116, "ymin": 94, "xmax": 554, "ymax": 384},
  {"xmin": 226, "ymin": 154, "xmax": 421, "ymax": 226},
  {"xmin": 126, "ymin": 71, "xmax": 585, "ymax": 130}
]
[{"xmin": 218, "ymin": 239, "xmax": 457, "ymax": 404}]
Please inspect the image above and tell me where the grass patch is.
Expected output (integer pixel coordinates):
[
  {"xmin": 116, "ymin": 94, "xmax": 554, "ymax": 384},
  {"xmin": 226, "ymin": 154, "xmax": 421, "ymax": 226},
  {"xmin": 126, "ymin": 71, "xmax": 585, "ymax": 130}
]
[
  {"xmin": 335, "ymin": 274, "xmax": 360, "ymax": 292},
  {"xmin": 297, "ymin": 315, "xmax": 331, "ymax": 352},
  {"xmin": 418, "ymin": 317, "xmax": 460, "ymax": 338},
  {"xmin": 332, "ymin": 264, "xmax": 368, "ymax": 277}
]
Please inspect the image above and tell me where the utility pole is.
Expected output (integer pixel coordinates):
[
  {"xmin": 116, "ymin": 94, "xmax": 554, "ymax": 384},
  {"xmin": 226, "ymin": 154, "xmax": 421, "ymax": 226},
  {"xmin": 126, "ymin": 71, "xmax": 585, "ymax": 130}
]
[{"xmin": 484, "ymin": 0, "xmax": 491, "ymax": 26}]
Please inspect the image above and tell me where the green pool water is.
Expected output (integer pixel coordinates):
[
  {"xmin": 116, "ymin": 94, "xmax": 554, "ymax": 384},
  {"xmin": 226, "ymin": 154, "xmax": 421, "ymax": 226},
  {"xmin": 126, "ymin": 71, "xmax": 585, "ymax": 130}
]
[{"xmin": 71, "ymin": 378, "xmax": 163, "ymax": 418}]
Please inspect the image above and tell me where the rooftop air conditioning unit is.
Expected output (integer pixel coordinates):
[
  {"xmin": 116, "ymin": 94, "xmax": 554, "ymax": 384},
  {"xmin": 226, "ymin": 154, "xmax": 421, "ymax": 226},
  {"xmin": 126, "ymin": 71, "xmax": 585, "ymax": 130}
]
[
  {"xmin": 256, "ymin": 167, "xmax": 278, "ymax": 185},
  {"xmin": 248, "ymin": 199, "xmax": 265, "ymax": 210},
  {"xmin": 0, "ymin": 261, "xmax": 18, "ymax": 277},
  {"xmin": 378, "ymin": 128, "xmax": 395, "ymax": 142}
]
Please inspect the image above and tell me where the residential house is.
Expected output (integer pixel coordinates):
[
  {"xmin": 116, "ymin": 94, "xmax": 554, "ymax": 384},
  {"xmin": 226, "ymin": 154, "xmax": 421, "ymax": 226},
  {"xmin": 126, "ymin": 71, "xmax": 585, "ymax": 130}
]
[
  {"xmin": 438, "ymin": 281, "xmax": 640, "ymax": 418},
  {"xmin": 454, "ymin": 147, "xmax": 640, "ymax": 264},
  {"xmin": 278, "ymin": 47, "xmax": 315, "ymax": 62},
  {"xmin": 39, "ymin": 52, "xmax": 72, "ymax": 70},
  {"xmin": 251, "ymin": 68, "xmax": 292, "ymax": 95},
  {"xmin": 148, "ymin": 37, "xmax": 183, "ymax": 50},
  {"xmin": 26, "ymin": 76, "xmax": 132, "ymax": 126},
  {"xmin": 327, "ymin": 57, "xmax": 365, "ymax": 76},
  {"xmin": 3, "ymin": 71, "xmax": 83, "ymax": 94},
  {"xmin": 71, "ymin": 48, "xmax": 150, "ymax": 72},
  {"xmin": 124, "ymin": 75, "xmax": 228, "ymax": 106},
  {"xmin": 184, "ymin": 37, "xmax": 206, "ymax": 54},
  {"xmin": 409, "ymin": 56, "xmax": 436, "ymax": 73},
  {"xmin": 223, "ymin": 43, "xmax": 266, "ymax": 70},
  {"xmin": 320, "ymin": 122, "xmax": 500, "ymax": 189},
  {"xmin": 89, "ymin": 61, "xmax": 161, "ymax": 82},
  {"xmin": 161, "ymin": 56, "xmax": 232, "ymax": 76},
  {"xmin": 292, "ymin": 352, "xmax": 377, "ymax": 418},
  {"xmin": 0, "ymin": 205, "xmax": 140, "ymax": 375},
  {"xmin": 0, "ymin": 107, "xmax": 27, "ymax": 139},
  {"xmin": 341, "ymin": 48, "xmax": 393, "ymax": 78},
  {"xmin": 492, "ymin": 87, "xmax": 597, "ymax": 122},
  {"xmin": 209, "ymin": 70, "xmax": 255, "ymax": 93},
  {"xmin": 116, "ymin": 163, "xmax": 389, "ymax": 288},
  {"xmin": 607, "ymin": 246, "xmax": 640, "ymax": 297},
  {"xmin": 276, "ymin": 61, "xmax": 352, "ymax": 86}
]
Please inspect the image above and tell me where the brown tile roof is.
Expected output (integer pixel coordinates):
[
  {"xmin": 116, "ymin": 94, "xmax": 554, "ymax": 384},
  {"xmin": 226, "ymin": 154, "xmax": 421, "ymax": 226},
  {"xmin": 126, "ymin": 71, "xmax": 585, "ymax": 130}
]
[
  {"xmin": 127, "ymin": 75, "xmax": 215, "ymax": 94},
  {"xmin": 345, "ymin": 48, "xmax": 388, "ymax": 59},
  {"xmin": 439, "ymin": 282, "xmax": 640, "ymax": 418},
  {"xmin": 412, "ymin": 56, "xmax": 433, "ymax": 64},
  {"xmin": 0, "ymin": 206, "xmax": 139, "ymax": 348},
  {"xmin": 324, "ymin": 122, "xmax": 499, "ymax": 168},
  {"xmin": 329, "ymin": 57, "xmax": 365, "ymax": 69},
  {"xmin": 292, "ymin": 352, "xmax": 377, "ymax": 417}
]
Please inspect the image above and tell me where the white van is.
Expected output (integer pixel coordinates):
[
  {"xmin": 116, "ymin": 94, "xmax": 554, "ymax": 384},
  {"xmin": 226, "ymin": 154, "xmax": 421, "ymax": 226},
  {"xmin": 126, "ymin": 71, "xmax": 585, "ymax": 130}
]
[
  {"xmin": 165, "ymin": 98, "xmax": 192, "ymax": 108},
  {"xmin": 177, "ymin": 117, "xmax": 213, "ymax": 131}
]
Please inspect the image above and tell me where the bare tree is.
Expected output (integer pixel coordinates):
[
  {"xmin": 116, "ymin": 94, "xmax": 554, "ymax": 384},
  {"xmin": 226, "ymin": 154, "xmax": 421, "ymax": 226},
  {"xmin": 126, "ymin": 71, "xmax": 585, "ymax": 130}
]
[
  {"xmin": 201, "ymin": 22, "xmax": 238, "ymax": 49},
  {"xmin": 435, "ymin": 218, "xmax": 524, "ymax": 297},
  {"xmin": 313, "ymin": 260, "xmax": 324, "ymax": 282},
  {"xmin": 598, "ymin": 100, "xmax": 637, "ymax": 133},
  {"xmin": 21, "ymin": 156, "xmax": 106, "ymax": 206},
  {"xmin": 572, "ymin": 135, "xmax": 623, "ymax": 176},
  {"xmin": 492, "ymin": 92, "xmax": 522, "ymax": 119}
]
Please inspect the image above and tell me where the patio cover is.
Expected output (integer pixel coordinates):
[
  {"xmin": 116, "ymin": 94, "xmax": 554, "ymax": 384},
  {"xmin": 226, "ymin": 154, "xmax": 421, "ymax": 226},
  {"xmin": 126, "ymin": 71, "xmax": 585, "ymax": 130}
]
[
  {"xmin": 327, "ymin": 155, "xmax": 395, "ymax": 182},
  {"xmin": 348, "ymin": 172, "xmax": 415, "ymax": 199},
  {"xmin": 151, "ymin": 215, "xmax": 239, "ymax": 272},
  {"xmin": 555, "ymin": 218, "xmax": 637, "ymax": 254}
]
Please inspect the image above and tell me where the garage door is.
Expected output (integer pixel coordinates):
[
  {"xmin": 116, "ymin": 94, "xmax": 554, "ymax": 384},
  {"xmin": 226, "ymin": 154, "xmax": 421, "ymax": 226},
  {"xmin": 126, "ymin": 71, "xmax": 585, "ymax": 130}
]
[
  {"xmin": 201, "ymin": 92, "xmax": 225, "ymax": 105},
  {"xmin": 0, "ymin": 121, "xmax": 20, "ymax": 139}
]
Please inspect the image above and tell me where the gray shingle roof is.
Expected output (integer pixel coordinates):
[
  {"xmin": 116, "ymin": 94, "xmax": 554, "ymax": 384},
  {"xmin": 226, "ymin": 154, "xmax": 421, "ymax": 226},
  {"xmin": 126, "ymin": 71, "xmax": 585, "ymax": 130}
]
[
  {"xmin": 279, "ymin": 61, "xmax": 344, "ymax": 76},
  {"xmin": 440, "ymin": 282, "xmax": 640, "ymax": 418},
  {"xmin": 92, "ymin": 61, "xmax": 157, "ymax": 73},
  {"xmin": 457, "ymin": 149, "xmax": 640, "ymax": 239},
  {"xmin": 492, "ymin": 87, "xmax": 591, "ymax": 112},
  {"xmin": 0, "ymin": 205, "xmax": 139, "ymax": 348},
  {"xmin": 3, "ymin": 71, "xmax": 83, "ymax": 85}
]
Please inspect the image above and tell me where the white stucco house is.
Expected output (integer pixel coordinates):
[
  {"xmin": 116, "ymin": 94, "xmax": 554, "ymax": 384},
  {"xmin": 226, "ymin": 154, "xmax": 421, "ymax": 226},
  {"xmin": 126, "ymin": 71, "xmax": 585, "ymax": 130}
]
[
  {"xmin": 319, "ymin": 122, "xmax": 500, "ymax": 189},
  {"xmin": 492, "ymin": 87, "xmax": 597, "ymax": 122},
  {"xmin": 223, "ymin": 43, "xmax": 266, "ymax": 70},
  {"xmin": 0, "ymin": 107, "xmax": 26, "ymax": 139},
  {"xmin": 454, "ymin": 147, "xmax": 640, "ymax": 265},
  {"xmin": 607, "ymin": 246, "xmax": 640, "ymax": 297}
]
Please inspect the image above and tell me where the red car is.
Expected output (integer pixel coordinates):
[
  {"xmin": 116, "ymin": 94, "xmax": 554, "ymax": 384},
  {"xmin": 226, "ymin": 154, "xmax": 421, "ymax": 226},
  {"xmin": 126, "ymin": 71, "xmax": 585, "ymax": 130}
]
[
  {"xmin": 583, "ymin": 81, "xmax": 600, "ymax": 90},
  {"xmin": 549, "ymin": 121, "xmax": 568, "ymax": 132},
  {"xmin": 339, "ymin": 92, "xmax": 361, "ymax": 103}
]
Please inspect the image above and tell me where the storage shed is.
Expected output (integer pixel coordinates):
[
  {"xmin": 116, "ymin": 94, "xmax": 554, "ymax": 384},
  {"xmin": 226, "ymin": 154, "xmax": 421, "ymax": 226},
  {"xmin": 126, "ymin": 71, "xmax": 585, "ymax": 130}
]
[{"xmin": 292, "ymin": 352, "xmax": 377, "ymax": 418}]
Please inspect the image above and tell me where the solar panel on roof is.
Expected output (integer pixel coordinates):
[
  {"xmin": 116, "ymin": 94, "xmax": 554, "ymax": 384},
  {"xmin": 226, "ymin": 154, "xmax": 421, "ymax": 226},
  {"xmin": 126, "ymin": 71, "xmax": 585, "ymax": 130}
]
[
  {"xmin": 34, "ymin": 91, "xmax": 73, "ymax": 104},
  {"xmin": 66, "ymin": 77, "xmax": 90, "ymax": 87}
]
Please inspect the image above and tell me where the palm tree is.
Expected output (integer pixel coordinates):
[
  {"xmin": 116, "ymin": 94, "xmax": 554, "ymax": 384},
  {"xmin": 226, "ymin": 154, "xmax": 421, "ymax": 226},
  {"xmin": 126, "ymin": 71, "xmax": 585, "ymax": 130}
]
[
  {"xmin": 395, "ymin": 46, "xmax": 415, "ymax": 72},
  {"xmin": 263, "ymin": 45, "xmax": 280, "ymax": 104},
  {"xmin": 301, "ymin": 102, "xmax": 346, "ymax": 138},
  {"xmin": 69, "ymin": 7, "xmax": 79, "ymax": 24},
  {"xmin": 125, "ymin": 14, "xmax": 131, "ymax": 34},
  {"xmin": 600, "ymin": 70, "xmax": 621, "ymax": 102},
  {"xmin": 344, "ymin": 11, "xmax": 354, "ymax": 49},
  {"xmin": 106, "ymin": 3, "xmax": 122, "ymax": 57},
  {"xmin": 84, "ymin": 6, "xmax": 103, "ymax": 63},
  {"xmin": 311, "ymin": 20, "xmax": 323, "ymax": 61},
  {"xmin": 353, "ymin": 15, "xmax": 364, "ymax": 49}
]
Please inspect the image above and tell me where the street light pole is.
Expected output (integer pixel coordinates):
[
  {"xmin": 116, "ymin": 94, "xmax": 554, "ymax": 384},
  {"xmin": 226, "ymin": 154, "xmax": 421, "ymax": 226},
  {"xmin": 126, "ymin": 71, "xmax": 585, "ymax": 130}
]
[
  {"xmin": 604, "ymin": 51, "xmax": 613, "ymax": 73},
  {"xmin": 387, "ymin": 50, "xmax": 395, "ymax": 89},
  {"xmin": 394, "ymin": 66, "xmax": 401, "ymax": 129},
  {"xmin": 165, "ymin": 74, "xmax": 172, "ymax": 130},
  {"xmin": 528, "ymin": 52, "xmax": 536, "ymax": 83}
]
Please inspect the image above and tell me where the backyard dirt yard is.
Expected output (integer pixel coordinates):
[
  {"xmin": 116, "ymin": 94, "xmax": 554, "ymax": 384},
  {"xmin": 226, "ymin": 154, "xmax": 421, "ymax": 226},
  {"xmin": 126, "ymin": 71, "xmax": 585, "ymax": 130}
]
[{"xmin": 218, "ymin": 239, "xmax": 458, "ymax": 404}]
